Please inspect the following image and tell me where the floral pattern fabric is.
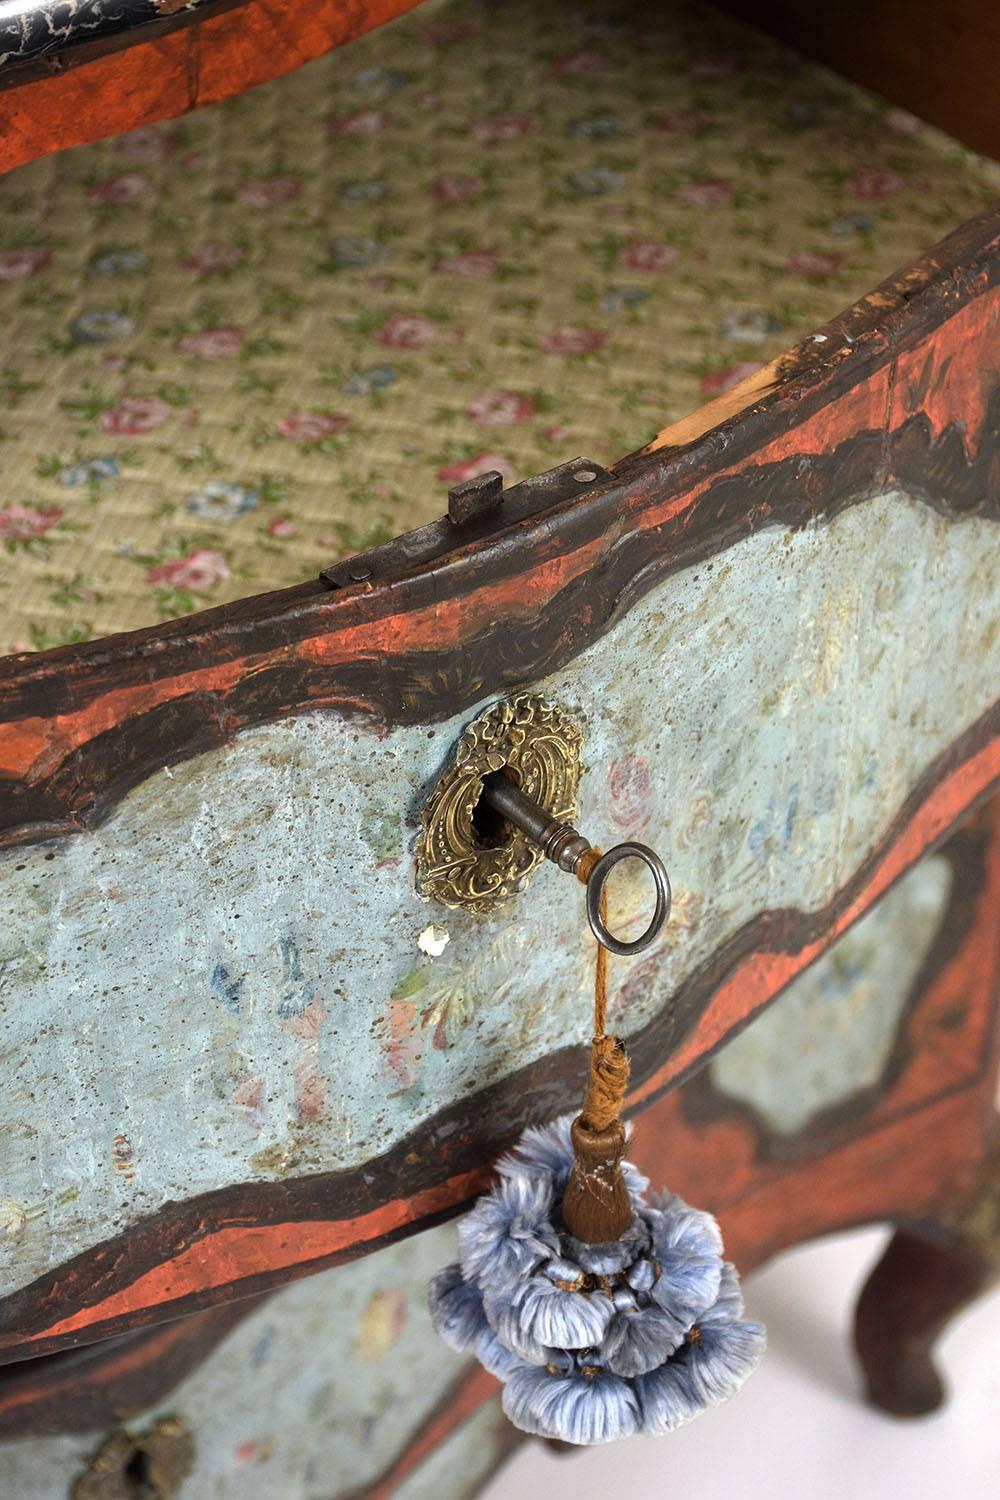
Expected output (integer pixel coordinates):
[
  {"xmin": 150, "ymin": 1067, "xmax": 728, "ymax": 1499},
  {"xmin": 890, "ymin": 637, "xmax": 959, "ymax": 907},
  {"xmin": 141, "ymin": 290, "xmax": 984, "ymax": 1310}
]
[{"xmin": 0, "ymin": 0, "xmax": 995, "ymax": 651}]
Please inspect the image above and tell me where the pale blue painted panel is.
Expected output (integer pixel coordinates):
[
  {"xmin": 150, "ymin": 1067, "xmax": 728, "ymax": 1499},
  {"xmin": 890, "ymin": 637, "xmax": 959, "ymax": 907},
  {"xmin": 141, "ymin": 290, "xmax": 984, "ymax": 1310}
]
[
  {"xmin": 711, "ymin": 854, "xmax": 952, "ymax": 1133},
  {"xmin": 1, "ymin": 491, "xmax": 997, "ymax": 1296}
]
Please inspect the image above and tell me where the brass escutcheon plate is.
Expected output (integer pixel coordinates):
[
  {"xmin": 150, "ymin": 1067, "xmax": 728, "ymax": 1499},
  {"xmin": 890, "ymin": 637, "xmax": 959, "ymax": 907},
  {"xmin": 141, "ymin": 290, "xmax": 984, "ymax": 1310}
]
[
  {"xmin": 417, "ymin": 694, "xmax": 584, "ymax": 913},
  {"xmin": 73, "ymin": 1417, "xmax": 194, "ymax": 1500}
]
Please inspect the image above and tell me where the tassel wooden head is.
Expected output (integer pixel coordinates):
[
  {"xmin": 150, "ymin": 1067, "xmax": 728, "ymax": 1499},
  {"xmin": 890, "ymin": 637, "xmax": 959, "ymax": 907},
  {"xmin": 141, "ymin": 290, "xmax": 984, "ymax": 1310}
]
[{"xmin": 561, "ymin": 1035, "xmax": 632, "ymax": 1242}]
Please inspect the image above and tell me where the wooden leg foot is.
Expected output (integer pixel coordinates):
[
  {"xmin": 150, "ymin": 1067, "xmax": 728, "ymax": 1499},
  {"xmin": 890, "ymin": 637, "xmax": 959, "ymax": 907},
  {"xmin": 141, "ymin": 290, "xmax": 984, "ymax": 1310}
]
[
  {"xmin": 854, "ymin": 1229, "xmax": 987, "ymax": 1416},
  {"xmin": 855, "ymin": 1138, "xmax": 1000, "ymax": 1418}
]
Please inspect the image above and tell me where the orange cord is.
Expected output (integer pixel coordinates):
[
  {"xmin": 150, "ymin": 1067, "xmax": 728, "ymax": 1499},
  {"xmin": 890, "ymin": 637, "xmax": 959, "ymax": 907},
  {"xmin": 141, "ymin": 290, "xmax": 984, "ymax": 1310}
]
[{"xmin": 574, "ymin": 851, "xmax": 626, "ymax": 1128}]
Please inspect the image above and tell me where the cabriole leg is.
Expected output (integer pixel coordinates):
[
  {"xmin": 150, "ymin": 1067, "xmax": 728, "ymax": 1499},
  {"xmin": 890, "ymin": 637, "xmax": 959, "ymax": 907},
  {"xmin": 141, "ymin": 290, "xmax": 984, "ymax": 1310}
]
[{"xmin": 854, "ymin": 1138, "xmax": 1000, "ymax": 1417}]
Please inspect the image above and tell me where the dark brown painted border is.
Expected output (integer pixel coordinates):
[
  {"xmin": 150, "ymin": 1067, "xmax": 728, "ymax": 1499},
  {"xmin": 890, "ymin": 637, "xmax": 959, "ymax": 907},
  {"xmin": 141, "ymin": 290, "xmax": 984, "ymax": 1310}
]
[
  {"xmin": 682, "ymin": 814, "xmax": 990, "ymax": 1165},
  {"xmin": 0, "ymin": 705, "xmax": 996, "ymax": 1366},
  {"xmin": 0, "ymin": 211, "xmax": 995, "ymax": 855},
  {"xmin": 0, "ymin": 1297, "xmax": 259, "ymax": 1439}
]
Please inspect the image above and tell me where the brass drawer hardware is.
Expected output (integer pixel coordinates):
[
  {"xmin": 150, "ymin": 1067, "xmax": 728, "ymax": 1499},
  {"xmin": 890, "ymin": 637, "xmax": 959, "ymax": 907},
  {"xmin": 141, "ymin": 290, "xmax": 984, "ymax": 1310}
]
[
  {"xmin": 320, "ymin": 457, "xmax": 609, "ymax": 589},
  {"xmin": 417, "ymin": 694, "xmax": 670, "ymax": 955},
  {"xmin": 417, "ymin": 694, "xmax": 584, "ymax": 914}
]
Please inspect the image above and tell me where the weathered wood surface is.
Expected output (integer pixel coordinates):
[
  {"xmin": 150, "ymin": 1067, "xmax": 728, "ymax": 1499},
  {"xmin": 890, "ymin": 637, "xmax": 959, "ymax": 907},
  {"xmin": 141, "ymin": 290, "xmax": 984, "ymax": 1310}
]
[
  {"xmin": 0, "ymin": 1221, "xmax": 515, "ymax": 1496},
  {"xmin": 1, "ymin": 209, "xmax": 996, "ymax": 844},
  {"xmin": 0, "ymin": 0, "xmax": 421, "ymax": 175},
  {"xmin": 0, "ymin": 211, "xmax": 997, "ymax": 1364},
  {"xmin": 1, "ymin": 803, "xmax": 997, "ymax": 1487},
  {"xmin": 0, "ymin": 491, "xmax": 996, "ymax": 1358}
]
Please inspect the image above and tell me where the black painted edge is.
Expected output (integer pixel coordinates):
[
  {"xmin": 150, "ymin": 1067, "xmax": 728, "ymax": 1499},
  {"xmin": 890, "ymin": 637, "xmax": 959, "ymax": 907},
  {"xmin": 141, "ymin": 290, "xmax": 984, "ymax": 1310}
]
[
  {"xmin": 0, "ymin": 700, "xmax": 996, "ymax": 1363},
  {"xmin": 0, "ymin": 398, "xmax": 996, "ymax": 850}
]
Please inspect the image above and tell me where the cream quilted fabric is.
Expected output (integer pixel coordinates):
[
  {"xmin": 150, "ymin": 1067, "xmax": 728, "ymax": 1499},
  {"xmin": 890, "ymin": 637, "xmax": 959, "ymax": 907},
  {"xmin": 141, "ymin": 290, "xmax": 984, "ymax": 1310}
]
[{"xmin": 0, "ymin": 0, "xmax": 995, "ymax": 649}]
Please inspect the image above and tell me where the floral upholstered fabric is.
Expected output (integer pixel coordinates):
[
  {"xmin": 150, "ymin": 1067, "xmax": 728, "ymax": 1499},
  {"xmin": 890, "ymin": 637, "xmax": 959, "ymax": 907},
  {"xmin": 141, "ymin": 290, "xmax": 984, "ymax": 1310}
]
[{"xmin": 0, "ymin": 0, "xmax": 995, "ymax": 651}]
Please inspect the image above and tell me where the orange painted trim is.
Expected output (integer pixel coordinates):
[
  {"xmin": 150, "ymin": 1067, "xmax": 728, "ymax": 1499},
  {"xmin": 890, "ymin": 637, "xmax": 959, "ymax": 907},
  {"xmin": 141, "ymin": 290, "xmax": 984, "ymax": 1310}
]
[
  {"xmin": 891, "ymin": 290, "xmax": 999, "ymax": 442},
  {"xmin": 0, "ymin": 0, "xmax": 422, "ymax": 176},
  {"xmin": 360, "ymin": 1365, "xmax": 500, "ymax": 1500},
  {"xmin": 722, "ymin": 1087, "xmax": 992, "ymax": 1270},
  {"xmin": 28, "ymin": 1161, "xmax": 492, "ymax": 1346},
  {"xmin": 16, "ymin": 735, "xmax": 998, "ymax": 1353},
  {"xmin": 646, "ymin": 796, "xmax": 1000, "ymax": 1220},
  {"xmin": 646, "ymin": 732, "xmax": 1000, "ymax": 1101},
  {"xmin": 0, "ymin": 534, "xmax": 609, "ymax": 781},
  {"xmin": 0, "ymin": 364, "xmax": 893, "ymax": 784}
]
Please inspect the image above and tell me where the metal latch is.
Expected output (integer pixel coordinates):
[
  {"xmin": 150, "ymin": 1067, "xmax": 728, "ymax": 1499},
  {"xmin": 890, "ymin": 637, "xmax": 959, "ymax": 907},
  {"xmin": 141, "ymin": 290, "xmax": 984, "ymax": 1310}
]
[{"xmin": 320, "ymin": 458, "xmax": 610, "ymax": 590}]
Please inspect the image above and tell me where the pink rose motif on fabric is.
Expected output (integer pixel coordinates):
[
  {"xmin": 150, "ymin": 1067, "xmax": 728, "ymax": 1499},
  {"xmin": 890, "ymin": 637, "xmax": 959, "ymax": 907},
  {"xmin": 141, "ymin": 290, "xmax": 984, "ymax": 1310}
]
[
  {"xmin": 0, "ymin": 248, "xmax": 50, "ymax": 281},
  {"xmin": 378, "ymin": 314, "xmax": 438, "ymax": 349},
  {"xmin": 541, "ymin": 326, "xmax": 607, "ymax": 356},
  {"xmin": 328, "ymin": 110, "xmax": 384, "ymax": 135},
  {"xmin": 675, "ymin": 179, "xmax": 732, "ymax": 208},
  {"xmin": 179, "ymin": 326, "xmax": 245, "ymax": 358},
  {"xmin": 700, "ymin": 361, "xmax": 762, "ymax": 395},
  {"xmin": 429, "ymin": 174, "xmax": 485, "ymax": 206},
  {"xmin": 276, "ymin": 411, "xmax": 350, "ymax": 442},
  {"xmin": 102, "ymin": 397, "xmax": 171, "ymax": 435},
  {"xmin": 437, "ymin": 249, "xmax": 498, "ymax": 279},
  {"xmin": 624, "ymin": 240, "xmax": 680, "ymax": 273},
  {"xmin": 436, "ymin": 453, "xmax": 515, "ymax": 485},
  {"xmin": 88, "ymin": 174, "xmax": 148, "ymax": 204},
  {"xmin": 551, "ymin": 50, "xmax": 604, "ymax": 76},
  {"xmin": 237, "ymin": 176, "xmax": 301, "ymax": 208},
  {"xmin": 267, "ymin": 516, "xmax": 298, "ymax": 538},
  {"xmin": 466, "ymin": 390, "xmax": 535, "ymax": 427},
  {"xmin": 784, "ymin": 251, "xmax": 844, "ymax": 278},
  {"xmin": 115, "ymin": 126, "xmax": 177, "ymax": 161},
  {"xmin": 0, "ymin": 504, "xmax": 63, "ymax": 542},
  {"xmin": 608, "ymin": 753, "xmax": 653, "ymax": 835},
  {"xmin": 475, "ymin": 113, "xmax": 533, "ymax": 142},
  {"xmin": 181, "ymin": 243, "xmax": 244, "ymax": 276},
  {"xmin": 649, "ymin": 110, "xmax": 707, "ymax": 135},
  {"xmin": 147, "ymin": 549, "xmax": 230, "ymax": 593},
  {"xmin": 850, "ymin": 168, "xmax": 904, "ymax": 200}
]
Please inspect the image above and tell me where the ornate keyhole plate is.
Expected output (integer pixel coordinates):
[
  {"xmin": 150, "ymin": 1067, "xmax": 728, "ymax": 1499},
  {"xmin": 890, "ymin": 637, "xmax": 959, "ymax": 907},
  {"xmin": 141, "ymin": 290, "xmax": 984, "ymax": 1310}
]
[
  {"xmin": 74, "ymin": 1417, "xmax": 194, "ymax": 1500},
  {"xmin": 416, "ymin": 694, "xmax": 584, "ymax": 914}
]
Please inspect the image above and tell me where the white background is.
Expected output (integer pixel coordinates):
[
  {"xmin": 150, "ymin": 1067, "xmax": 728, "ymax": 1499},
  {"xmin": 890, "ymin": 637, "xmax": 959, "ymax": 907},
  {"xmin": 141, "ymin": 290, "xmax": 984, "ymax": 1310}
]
[{"xmin": 483, "ymin": 1226, "xmax": 1000, "ymax": 1500}]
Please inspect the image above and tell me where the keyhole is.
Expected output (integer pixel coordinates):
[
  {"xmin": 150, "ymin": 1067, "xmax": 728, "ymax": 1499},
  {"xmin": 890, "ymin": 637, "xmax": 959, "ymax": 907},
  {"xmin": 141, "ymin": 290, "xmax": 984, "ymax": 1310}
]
[
  {"xmin": 471, "ymin": 769, "xmax": 519, "ymax": 849},
  {"xmin": 124, "ymin": 1446, "xmax": 153, "ymax": 1497}
]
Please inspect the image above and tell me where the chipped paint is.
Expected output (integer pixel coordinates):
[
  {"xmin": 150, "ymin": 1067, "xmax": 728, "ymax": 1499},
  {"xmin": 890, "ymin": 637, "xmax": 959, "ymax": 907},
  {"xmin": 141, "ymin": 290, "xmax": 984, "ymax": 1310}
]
[
  {"xmin": 418, "ymin": 926, "xmax": 450, "ymax": 958},
  {"xmin": 0, "ymin": 1222, "xmax": 497, "ymax": 1498},
  {"xmin": 0, "ymin": 490, "xmax": 998, "ymax": 1301}
]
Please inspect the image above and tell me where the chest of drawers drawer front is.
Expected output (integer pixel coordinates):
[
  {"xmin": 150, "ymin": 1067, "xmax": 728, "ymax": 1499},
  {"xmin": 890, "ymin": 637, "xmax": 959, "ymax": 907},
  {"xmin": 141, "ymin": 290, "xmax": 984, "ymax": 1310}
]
[{"xmin": 0, "ymin": 215, "xmax": 997, "ymax": 1364}]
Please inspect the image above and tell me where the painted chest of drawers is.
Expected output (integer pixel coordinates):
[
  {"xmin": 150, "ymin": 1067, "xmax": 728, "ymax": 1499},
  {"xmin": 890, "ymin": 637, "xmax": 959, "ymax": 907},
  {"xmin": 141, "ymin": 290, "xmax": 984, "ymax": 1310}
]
[{"xmin": 0, "ymin": 0, "xmax": 998, "ymax": 1495}]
